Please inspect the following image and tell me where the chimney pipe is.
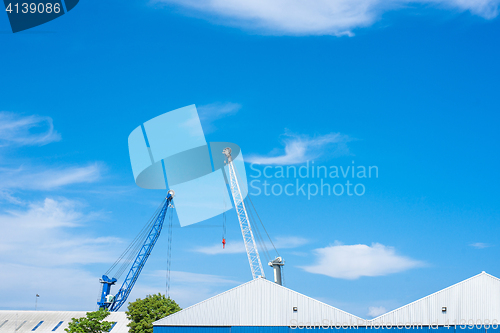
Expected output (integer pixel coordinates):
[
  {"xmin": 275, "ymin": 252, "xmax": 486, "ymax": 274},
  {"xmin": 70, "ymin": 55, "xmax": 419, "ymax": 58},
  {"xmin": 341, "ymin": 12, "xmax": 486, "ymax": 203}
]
[{"xmin": 268, "ymin": 257, "xmax": 285, "ymax": 285}]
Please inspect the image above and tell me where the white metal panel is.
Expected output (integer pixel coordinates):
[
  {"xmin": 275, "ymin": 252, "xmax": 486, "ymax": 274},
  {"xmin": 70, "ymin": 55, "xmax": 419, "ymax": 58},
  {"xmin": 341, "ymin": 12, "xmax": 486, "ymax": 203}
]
[
  {"xmin": 0, "ymin": 311, "xmax": 129, "ymax": 333},
  {"xmin": 155, "ymin": 272, "xmax": 500, "ymax": 328},
  {"xmin": 154, "ymin": 277, "xmax": 362, "ymax": 327},
  {"xmin": 369, "ymin": 272, "xmax": 500, "ymax": 326}
]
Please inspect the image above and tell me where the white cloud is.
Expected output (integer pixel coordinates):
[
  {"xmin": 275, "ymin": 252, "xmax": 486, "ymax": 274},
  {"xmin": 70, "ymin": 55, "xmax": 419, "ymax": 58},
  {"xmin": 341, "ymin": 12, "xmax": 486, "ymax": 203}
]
[
  {"xmin": 0, "ymin": 163, "xmax": 104, "ymax": 202},
  {"xmin": 198, "ymin": 102, "xmax": 242, "ymax": 133},
  {"xmin": 0, "ymin": 112, "xmax": 114, "ymax": 310},
  {"xmin": 0, "ymin": 198, "xmax": 120, "ymax": 266},
  {"xmin": 274, "ymin": 236, "xmax": 309, "ymax": 248},
  {"xmin": 429, "ymin": 0, "xmax": 500, "ymax": 18},
  {"xmin": 247, "ymin": 131, "xmax": 350, "ymax": 165},
  {"xmin": 368, "ymin": 306, "xmax": 387, "ymax": 317},
  {"xmin": 198, "ymin": 102, "xmax": 241, "ymax": 120},
  {"xmin": 301, "ymin": 242, "xmax": 424, "ymax": 279},
  {"xmin": 0, "ymin": 111, "xmax": 104, "ymax": 201},
  {"xmin": 0, "ymin": 198, "xmax": 123, "ymax": 310},
  {"xmin": 151, "ymin": 0, "xmax": 500, "ymax": 36},
  {"xmin": 0, "ymin": 263, "xmax": 103, "ymax": 310},
  {"xmin": 470, "ymin": 242, "xmax": 492, "ymax": 249},
  {"xmin": 0, "ymin": 112, "xmax": 61, "ymax": 147},
  {"xmin": 193, "ymin": 235, "xmax": 308, "ymax": 255}
]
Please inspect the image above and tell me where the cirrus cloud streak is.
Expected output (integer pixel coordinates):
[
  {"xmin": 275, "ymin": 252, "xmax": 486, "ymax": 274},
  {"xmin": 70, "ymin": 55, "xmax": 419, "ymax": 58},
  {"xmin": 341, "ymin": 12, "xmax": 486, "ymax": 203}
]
[
  {"xmin": 247, "ymin": 131, "xmax": 351, "ymax": 165},
  {"xmin": 0, "ymin": 112, "xmax": 61, "ymax": 147},
  {"xmin": 151, "ymin": 0, "xmax": 500, "ymax": 36}
]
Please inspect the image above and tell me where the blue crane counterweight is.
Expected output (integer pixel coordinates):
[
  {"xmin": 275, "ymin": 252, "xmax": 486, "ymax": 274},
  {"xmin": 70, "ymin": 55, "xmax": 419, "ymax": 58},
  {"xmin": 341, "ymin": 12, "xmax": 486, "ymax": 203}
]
[{"xmin": 98, "ymin": 190, "xmax": 175, "ymax": 311}]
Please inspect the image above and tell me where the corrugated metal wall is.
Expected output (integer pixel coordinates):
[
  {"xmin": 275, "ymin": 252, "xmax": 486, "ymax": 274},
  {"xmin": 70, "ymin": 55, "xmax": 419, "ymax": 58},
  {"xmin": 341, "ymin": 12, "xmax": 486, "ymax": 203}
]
[
  {"xmin": 372, "ymin": 272, "xmax": 500, "ymax": 326},
  {"xmin": 0, "ymin": 311, "xmax": 129, "ymax": 333},
  {"xmin": 232, "ymin": 327, "xmax": 290, "ymax": 333},
  {"xmin": 155, "ymin": 278, "xmax": 361, "ymax": 327},
  {"xmin": 154, "ymin": 327, "xmax": 230, "ymax": 333},
  {"xmin": 155, "ymin": 272, "xmax": 500, "ymax": 329},
  {"xmin": 153, "ymin": 326, "xmax": 500, "ymax": 333}
]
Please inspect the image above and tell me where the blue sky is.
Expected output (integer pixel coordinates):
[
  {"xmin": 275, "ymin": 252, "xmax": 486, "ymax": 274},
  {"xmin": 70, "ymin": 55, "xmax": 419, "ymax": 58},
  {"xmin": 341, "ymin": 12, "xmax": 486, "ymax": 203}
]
[{"xmin": 0, "ymin": 0, "xmax": 499, "ymax": 318}]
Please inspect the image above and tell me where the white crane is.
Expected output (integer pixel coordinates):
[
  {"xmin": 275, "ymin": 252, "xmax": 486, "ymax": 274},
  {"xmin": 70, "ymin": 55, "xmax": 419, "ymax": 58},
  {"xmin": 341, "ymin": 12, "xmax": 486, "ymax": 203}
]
[{"xmin": 223, "ymin": 147, "xmax": 265, "ymax": 279}]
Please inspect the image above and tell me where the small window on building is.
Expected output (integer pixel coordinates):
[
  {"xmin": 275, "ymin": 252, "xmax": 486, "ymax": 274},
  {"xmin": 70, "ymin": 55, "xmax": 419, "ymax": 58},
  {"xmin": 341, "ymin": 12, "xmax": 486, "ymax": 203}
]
[
  {"xmin": 52, "ymin": 321, "xmax": 64, "ymax": 331},
  {"xmin": 15, "ymin": 321, "xmax": 27, "ymax": 331},
  {"xmin": 0, "ymin": 320, "xmax": 8, "ymax": 329},
  {"xmin": 32, "ymin": 321, "xmax": 44, "ymax": 331},
  {"xmin": 442, "ymin": 307, "xmax": 447, "ymax": 313},
  {"xmin": 108, "ymin": 322, "xmax": 117, "ymax": 332},
  {"xmin": 293, "ymin": 307, "xmax": 298, "ymax": 312}
]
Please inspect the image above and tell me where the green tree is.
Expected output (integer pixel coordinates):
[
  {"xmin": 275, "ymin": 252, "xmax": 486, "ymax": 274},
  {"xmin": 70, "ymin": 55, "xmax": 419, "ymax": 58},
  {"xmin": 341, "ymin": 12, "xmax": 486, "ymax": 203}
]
[
  {"xmin": 126, "ymin": 294, "xmax": 181, "ymax": 333},
  {"xmin": 65, "ymin": 309, "xmax": 113, "ymax": 333}
]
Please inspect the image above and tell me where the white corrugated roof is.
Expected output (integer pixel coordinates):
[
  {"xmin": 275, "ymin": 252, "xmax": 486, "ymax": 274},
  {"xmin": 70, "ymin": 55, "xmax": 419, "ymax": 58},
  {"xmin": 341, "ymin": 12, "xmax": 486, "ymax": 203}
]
[
  {"xmin": 154, "ymin": 271, "xmax": 500, "ymax": 327},
  {"xmin": 6, "ymin": 271, "xmax": 498, "ymax": 330},
  {"xmin": 154, "ymin": 277, "xmax": 363, "ymax": 327},
  {"xmin": 0, "ymin": 311, "xmax": 129, "ymax": 333},
  {"xmin": 369, "ymin": 271, "xmax": 500, "ymax": 326}
]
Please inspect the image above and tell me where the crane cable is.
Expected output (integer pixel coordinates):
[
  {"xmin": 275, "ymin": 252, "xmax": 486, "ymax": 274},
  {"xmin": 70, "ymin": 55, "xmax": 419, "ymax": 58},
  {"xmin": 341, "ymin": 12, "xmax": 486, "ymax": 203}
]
[
  {"xmin": 232, "ymin": 162, "xmax": 280, "ymax": 258},
  {"xmin": 245, "ymin": 199, "xmax": 270, "ymax": 263},
  {"xmin": 222, "ymin": 183, "xmax": 227, "ymax": 248},
  {"xmin": 104, "ymin": 198, "xmax": 167, "ymax": 280},
  {"xmin": 246, "ymin": 194, "xmax": 285, "ymax": 284},
  {"xmin": 231, "ymin": 163, "xmax": 284, "ymax": 283},
  {"xmin": 107, "ymin": 199, "xmax": 164, "ymax": 276},
  {"xmin": 246, "ymin": 195, "xmax": 280, "ymax": 257},
  {"xmin": 115, "ymin": 206, "xmax": 161, "ymax": 279},
  {"xmin": 166, "ymin": 204, "xmax": 174, "ymax": 298}
]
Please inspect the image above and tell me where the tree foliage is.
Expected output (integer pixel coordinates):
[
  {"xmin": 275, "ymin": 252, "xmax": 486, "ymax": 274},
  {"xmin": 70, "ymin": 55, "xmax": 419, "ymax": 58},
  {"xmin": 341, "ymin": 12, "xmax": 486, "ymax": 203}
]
[
  {"xmin": 65, "ymin": 309, "xmax": 113, "ymax": 333},
  {"xmin": 126, "ymin": 293, "xmax": 181, "ymax": 333}
]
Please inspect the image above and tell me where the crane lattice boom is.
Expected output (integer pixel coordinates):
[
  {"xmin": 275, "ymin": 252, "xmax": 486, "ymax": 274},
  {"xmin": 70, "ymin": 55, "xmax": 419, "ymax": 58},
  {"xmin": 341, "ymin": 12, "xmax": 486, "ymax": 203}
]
[
  {"xmin": 223, "ymin": 148, "xmax": 265, "ymax": 279},
  {"xmin": 98, "ymin": 190, "xmax": 175, "ymax": 311}
]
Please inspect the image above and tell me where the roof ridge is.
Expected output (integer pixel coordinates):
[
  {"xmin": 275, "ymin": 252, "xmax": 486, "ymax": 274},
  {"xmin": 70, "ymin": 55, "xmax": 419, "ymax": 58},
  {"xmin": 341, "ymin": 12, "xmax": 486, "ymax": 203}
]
[
  {"xmin": 481, "ymin": 271, "xmax": 500, "ymax": 282},
  {"xmin": 369, "ymin": 271, "xmax": 493, "ymax": 321},
  {"xmin": 153, "ymin": 278, "xmax": 258, "ymax": 324},
  {"xmin": 155, "ymin": 277, "xmax": 363, "ymax": 325},
  {"xmin": 257, "ymin": 277, "xmax": 363, "ymax": 320}
]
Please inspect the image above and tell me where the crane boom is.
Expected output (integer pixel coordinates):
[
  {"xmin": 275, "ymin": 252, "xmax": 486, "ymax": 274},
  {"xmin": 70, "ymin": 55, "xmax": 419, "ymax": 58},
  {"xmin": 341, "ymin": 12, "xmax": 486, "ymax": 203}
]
[
  {"xmin": 223, "ymin": 148, "xmax": 265, "ymax": 279},
  {"xmin": 98, "ymin": 190, "xmax": 175, "ymax": 311}
]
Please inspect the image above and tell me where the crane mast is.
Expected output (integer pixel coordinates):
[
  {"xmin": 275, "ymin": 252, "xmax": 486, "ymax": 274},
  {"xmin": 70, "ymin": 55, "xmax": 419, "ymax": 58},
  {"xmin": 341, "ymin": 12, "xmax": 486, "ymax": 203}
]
[
  {"xmin": 223, "ymin": 148, "xmax": 265, "ymax": 279},
  {"xmin": 98, "ymin": 190, "xmax": 175, "ymax": 311}
]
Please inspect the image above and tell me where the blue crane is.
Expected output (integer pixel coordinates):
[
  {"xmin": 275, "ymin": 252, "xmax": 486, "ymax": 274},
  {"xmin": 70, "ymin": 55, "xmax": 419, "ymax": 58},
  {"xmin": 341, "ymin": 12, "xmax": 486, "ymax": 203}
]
[{"xmin": 97, "ymin": 190, "xmax": 175, "ymax": 311}]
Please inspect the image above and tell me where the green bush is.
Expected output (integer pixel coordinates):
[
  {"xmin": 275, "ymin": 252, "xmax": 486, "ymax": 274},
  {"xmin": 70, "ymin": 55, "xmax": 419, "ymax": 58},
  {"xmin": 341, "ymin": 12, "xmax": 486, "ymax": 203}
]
[
  {"xmin": 65, "ymin": 310, "xmax": 113, "ymax": 333},
  {"xmin": 126, "ymin": 294, "xmax": 181, "ymax": 333}
]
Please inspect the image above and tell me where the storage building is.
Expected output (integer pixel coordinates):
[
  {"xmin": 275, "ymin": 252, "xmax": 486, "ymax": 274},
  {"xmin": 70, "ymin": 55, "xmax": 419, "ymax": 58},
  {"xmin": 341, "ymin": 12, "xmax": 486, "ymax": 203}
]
[{"xmin": 154, "ymin": 272, "xmax": 500, "ymax": 333}]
